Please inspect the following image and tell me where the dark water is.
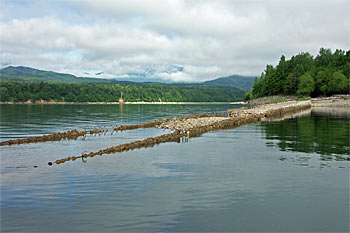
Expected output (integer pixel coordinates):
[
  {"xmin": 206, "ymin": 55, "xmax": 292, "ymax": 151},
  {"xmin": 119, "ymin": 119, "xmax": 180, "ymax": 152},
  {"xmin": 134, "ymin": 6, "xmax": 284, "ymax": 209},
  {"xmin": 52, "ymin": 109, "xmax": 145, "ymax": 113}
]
[{"xmin": 0, "ymin": 104, "xmax": 349, "ymax": 232}]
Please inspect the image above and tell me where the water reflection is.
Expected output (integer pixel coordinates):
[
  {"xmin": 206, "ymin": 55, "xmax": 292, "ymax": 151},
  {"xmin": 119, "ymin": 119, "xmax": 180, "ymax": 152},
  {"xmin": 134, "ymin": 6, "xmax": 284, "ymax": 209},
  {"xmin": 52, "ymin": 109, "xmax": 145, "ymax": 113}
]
[
  {"xmin": 311, "ymin": 106, "xmax": 350, "ymax": 118},
  {"xmin": 1, "ymin": 105, "xmax": 349, "ymax": 232},
  {"xmin": 261, "ymin": 107, "xmax": 350, "ymax": 161}
]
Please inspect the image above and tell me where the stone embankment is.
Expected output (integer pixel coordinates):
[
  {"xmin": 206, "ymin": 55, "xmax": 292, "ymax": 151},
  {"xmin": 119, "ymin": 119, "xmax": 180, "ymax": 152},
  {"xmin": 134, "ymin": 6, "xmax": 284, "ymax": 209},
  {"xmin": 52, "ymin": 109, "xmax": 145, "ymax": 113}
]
[
  {"xmin": 0, "ymin": 129, "xmax": 87, "ymax": 146},
  {"xmin": 156, "ymin": 117, "xmax": 230, "ymax": 131},
  {"xmin": 157, "ymin": 100, "xmax": 312, "ymax": 131},
  {"xmin": 47, "ymin": 100, "xmax": 314, "ymax": 165},
  {"xmin": 0, "ymin": 128, "xmax": 111, "ymax": 146},
  {"xmin": 0, "ymin": 119, "xmax": 167, "ymax": 146},
  {"xmin": 58, "ymin": 100, "xmax": 304, "ymax": 165},
  {"xmin": 311, "ymin": 96, "xmax": 350, "ymax": 107}
]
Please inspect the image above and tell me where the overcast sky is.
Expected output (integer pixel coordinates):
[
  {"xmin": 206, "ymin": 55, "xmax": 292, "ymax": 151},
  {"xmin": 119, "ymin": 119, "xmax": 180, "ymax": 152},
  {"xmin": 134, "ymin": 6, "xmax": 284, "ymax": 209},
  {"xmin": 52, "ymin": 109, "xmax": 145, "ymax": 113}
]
[{"xmin": 0, "ymin": 0, "xmax": 348, "ymax": 82}]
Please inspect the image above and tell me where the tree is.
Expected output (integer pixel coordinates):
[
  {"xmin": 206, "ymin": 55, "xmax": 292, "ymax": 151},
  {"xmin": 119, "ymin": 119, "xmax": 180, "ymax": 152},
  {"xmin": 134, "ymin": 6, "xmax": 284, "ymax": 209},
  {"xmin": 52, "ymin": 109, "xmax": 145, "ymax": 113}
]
[
  {"xmin": 328, "ymin": 71, "xmax": 349, "ymax": 94},
  {"xmin": 297, "ymin": 72, "xmax": 315, "ymax": 96},
  {"xmin": 315, "ymin": 48, "xmax": 333, "ymax": 67},
  {"xmin": 315, "ymin": 68, "xmax": 332, "ymax": 96},
  {"xmin": 0, "ymin": 86, "xmax": 9, "ymax": 101},
  {"xmin": 244, "ymin": 88, "xmax": 253, "ymax": 101}
]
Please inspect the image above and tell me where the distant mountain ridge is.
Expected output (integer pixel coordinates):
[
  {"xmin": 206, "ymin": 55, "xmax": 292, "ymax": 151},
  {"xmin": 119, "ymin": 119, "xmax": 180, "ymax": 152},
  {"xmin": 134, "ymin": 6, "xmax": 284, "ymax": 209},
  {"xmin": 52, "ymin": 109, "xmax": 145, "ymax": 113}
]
[
  {"xmin": 203, "ymin": 75, "xmax": 256, "ymax": 91},
  {"xmin": 0, "ymin": 66, "xmax": 256, "ymax": 91},
  {"xmin": 0, "ymin": 66, "xmax": 117, "ymax": 84}
]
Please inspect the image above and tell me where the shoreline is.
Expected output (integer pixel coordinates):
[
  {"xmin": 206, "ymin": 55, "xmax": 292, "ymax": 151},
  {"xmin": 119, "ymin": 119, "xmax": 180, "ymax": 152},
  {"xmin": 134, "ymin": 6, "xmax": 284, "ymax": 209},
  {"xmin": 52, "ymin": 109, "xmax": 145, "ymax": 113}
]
[{"xmin": 0, "ymin": 101, "xmax": 245, "ymax": 105}]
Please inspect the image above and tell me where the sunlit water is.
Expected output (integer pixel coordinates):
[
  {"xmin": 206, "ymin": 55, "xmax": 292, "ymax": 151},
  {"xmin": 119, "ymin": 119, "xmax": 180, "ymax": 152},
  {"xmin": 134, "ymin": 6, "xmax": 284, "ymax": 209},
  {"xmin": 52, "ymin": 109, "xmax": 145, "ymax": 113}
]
[{"xmin": 1, "ymin": 104, "xmax": 349, "ymax": 232}]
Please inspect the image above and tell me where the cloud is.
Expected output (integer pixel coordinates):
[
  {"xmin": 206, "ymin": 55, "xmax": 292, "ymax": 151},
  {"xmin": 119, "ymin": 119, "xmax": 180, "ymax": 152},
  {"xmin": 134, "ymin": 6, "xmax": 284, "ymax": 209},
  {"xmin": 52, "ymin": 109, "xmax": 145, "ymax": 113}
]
[{"xmin": 0, "ymin": 0, "xmax": 348, "ymax": 82}]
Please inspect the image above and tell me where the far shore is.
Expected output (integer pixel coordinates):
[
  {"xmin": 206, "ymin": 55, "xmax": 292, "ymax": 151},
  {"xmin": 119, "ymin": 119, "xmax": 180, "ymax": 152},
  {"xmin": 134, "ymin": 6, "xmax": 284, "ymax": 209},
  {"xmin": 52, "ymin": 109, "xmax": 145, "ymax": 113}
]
[
  {"xmin": 0, "ymin": 101, "xmax": 247, "ymax": 105},
  {"xmin": 1, "ymin": 96, "xmax": 348, "ymax": 106}
]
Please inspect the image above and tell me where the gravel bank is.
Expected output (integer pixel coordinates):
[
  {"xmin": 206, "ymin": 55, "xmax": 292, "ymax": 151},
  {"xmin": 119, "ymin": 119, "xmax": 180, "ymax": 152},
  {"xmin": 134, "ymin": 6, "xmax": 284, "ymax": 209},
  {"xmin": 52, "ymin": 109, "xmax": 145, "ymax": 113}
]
[
  {"xmin": 157, "ymin": 100, "xmax": 312, "ymax": 131},
  {"xmin": 156, "ymin": 117, "xmax": 230, "ymax": 131},
  {"xmin": 311, "ymin": 97, "xmax": 350, "ymax": 107}
]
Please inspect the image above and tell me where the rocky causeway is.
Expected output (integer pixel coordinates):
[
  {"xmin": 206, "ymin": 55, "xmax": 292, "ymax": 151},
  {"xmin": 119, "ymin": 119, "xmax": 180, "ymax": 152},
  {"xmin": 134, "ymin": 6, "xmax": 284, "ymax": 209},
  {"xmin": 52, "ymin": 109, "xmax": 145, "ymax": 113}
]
[
  {"xmin": 1, "ymin": 97, "xmax": 348, "ymax": 165},
  {"xmin": 157, "ymin": 100, "xmax": 313, "ymax": 131}
]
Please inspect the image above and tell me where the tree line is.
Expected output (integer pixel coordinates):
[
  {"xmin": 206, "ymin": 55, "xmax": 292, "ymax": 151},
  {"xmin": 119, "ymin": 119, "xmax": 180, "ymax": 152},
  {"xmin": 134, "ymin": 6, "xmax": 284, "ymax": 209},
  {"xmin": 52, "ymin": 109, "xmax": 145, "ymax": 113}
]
[
  {"xmin": 0, "ymin": 82, "xmax": 244, "ymax": 103},
  {"xmin": 245, "ymin": 48, "xmax": 349, "ymax": 100}
]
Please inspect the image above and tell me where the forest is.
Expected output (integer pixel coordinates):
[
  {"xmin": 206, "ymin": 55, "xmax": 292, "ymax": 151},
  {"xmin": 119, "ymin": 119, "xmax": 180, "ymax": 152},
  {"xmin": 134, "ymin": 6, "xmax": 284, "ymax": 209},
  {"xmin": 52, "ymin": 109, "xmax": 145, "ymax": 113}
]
[
  {"xmin": 245, "ymin": 48, "xmax": 349, "ymax": 100},
  {"xmin": 0, "ymin": 82, "xmax": 244, "ymax": 103}
]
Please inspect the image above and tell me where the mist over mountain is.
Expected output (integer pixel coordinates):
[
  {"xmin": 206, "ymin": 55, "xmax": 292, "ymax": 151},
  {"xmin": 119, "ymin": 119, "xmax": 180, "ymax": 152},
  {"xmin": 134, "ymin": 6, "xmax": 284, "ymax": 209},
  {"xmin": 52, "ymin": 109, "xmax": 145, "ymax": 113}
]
[
  {"xmin": 0, "ymin": 66, "xmax": 255, "ymax": 90},
  {"xmin": 122, "ymin": 64, "xmax": 184, "ymax": 83},
  {"xmin": 0, "ymin": 66, "xmax": 250, "ymax": 102}
]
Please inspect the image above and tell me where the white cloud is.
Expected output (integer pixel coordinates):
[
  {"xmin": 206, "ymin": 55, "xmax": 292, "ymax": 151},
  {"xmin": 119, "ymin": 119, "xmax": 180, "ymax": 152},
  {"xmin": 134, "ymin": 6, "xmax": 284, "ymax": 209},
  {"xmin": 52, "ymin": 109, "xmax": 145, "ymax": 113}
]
[{"xmin": 0, "ymin": 0, "xmax": 348, "ymax": 82}]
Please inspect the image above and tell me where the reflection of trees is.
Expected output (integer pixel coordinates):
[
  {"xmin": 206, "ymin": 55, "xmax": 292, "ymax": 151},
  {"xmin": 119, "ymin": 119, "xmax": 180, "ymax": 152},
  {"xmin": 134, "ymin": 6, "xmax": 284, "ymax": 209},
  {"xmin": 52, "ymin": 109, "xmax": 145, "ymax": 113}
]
[
  {"xmin": 260, "ymin": 114, "xmax": 350, "ymax": 157},
  {"xmin": 311, "ymin": 107, "xmax": 350, "ymax": 118}
]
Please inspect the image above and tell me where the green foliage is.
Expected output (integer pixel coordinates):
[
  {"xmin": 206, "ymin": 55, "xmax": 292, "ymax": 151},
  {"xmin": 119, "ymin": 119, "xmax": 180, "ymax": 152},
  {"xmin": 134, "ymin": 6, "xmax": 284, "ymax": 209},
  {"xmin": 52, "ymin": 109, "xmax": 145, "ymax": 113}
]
[
  {"xmin": 244, "ymin": 88, "xmax": 253, "ymax": 101},
  {"xmin": 297, "ymin": 72, "xmax": 315, "ymax": 95},
  {"xmin": 328, "ymin": 71, "xmax": 348, "ymax": 94},
  {"xmin": 247, "ymin": 48, "xmax": 350, "ymax": 98},
  {"xmin": 0, "ymin": 81, "xmax": 245, "ymax": 103}
]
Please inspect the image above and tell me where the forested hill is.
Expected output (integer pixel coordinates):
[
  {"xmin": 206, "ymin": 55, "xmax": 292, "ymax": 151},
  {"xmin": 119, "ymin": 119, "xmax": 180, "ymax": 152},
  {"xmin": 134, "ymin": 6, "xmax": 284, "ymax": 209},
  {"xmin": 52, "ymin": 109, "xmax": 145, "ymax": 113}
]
[
  {"xmin": 246, "ymin": 48, "xmax": 349, "ymax": 100},
  {"xmin": 203, "ymin": 75, "xmax": 255, "ymax": 91},
  {"xmin": 0, "ymin": 82, "xmax": 245, "ymax": 103},
  {"xmin": 0, "ymin": 66, "xmax": 254, "ymax": 102},
  {"xmin": 0, "ymin": 66, "xmax": 255, "ymax": 90}
]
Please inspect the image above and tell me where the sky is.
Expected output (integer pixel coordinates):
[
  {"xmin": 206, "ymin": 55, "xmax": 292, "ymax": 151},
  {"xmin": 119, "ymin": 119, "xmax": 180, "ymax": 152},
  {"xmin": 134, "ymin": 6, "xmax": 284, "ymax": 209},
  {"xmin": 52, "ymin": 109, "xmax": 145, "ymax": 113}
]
[{"xmin": 0, "ymin": 0, "xmax": 348, "ymax": 82}]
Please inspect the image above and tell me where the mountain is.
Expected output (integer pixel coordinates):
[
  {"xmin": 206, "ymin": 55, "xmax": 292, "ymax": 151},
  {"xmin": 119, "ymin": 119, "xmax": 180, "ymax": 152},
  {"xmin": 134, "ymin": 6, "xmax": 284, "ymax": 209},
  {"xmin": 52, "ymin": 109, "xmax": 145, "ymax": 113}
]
[
  {"xmin": 203, "ymin": 75, "xmax": 256, "ymax": 91},
  {"xmin": 0, "ymin": 66, "xmax": 249, "ymax": 101},
  {"xmin": 0, "ymin": 66, "xmax": 117, "ymax": 84},
  {"xmin": 0, "ymin": 66, "xmax": 176, "ymax": 84},
  {"xmin": 0, "ymin": 66, "xmax": 255, "ymax": 91}
]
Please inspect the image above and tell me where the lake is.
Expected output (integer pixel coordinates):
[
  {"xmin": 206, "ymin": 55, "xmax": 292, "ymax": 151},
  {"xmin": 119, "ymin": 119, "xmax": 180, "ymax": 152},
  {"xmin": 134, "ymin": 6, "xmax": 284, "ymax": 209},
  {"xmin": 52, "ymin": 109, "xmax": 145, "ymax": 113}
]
[{"xmin": 1, "ymin": 104, "xmax": 349, "ymax": 232}]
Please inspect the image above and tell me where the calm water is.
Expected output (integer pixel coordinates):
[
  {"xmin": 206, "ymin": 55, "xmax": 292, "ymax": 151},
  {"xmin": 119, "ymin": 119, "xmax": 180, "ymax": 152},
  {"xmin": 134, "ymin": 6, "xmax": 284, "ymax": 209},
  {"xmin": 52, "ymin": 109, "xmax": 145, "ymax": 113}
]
[{"xmin": 0, "ymin": 104, "xmax": 349, "ymax": 232}]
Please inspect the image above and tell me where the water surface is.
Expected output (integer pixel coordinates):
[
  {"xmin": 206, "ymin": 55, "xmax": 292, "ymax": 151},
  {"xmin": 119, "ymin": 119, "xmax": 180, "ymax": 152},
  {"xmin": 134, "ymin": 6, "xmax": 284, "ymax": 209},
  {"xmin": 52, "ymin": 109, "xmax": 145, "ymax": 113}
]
[{"xmin": 1, "ymin": 104, "xmax": 349, "ymax": 232}]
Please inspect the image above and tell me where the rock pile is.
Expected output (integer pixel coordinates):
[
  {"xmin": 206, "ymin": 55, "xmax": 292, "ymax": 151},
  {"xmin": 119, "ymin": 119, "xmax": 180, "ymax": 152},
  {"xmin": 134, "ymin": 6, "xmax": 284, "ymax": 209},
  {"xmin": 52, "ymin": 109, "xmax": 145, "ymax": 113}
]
[
  {"xmin": 0, "ymin": 129, "xmax": 87, "ymax": 146},
  {"xmin": 50, "ymin": 131, "xmax": 187, "ymax": 165},
  {"xmin": 156, "ymin": 117, "xmax": 230, "ymax": 131},
  {"xmin": 156, "ymin": 101, "xmax": 311, "ymax": 131},
  {"xmin": 229, "ymin": 100, "xmax": 311, "ymax": 118},
  {"xmin": 1, "ymin": 119, "xmax": 165, "ymax": 146}
]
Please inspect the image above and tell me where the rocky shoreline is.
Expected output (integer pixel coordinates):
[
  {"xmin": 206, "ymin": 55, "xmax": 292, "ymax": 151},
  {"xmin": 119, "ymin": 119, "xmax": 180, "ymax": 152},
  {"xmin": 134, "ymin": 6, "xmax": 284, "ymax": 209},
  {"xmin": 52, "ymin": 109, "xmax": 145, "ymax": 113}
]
[
  {"xmin": 156, "ymin": 98, "xmax": 349, "ymax": 132},
  {"xmin": 156, "ymin": 117, "xmax": 230, "ymax": 131},
  {"xmin": 311, "ymin": 98, "xmax": 350, "ymax": 107},
  {"xmin": 156, "ymin": 100, "xmax": 312, "ymax": 131}
]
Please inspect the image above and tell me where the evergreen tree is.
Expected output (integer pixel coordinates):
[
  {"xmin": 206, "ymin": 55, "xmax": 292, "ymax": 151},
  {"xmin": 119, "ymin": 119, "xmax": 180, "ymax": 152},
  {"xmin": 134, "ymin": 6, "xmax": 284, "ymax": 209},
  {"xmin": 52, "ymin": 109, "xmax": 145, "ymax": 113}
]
[{"xmin": 247, "ymin": 48, "xmax": 349, "ymax": 99}]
